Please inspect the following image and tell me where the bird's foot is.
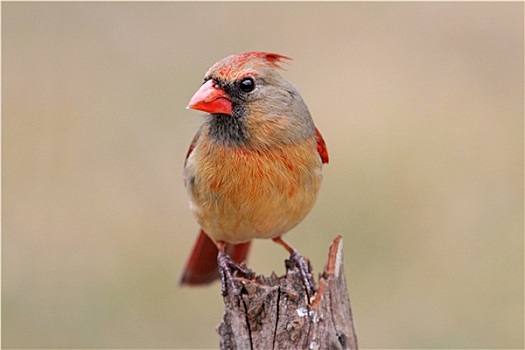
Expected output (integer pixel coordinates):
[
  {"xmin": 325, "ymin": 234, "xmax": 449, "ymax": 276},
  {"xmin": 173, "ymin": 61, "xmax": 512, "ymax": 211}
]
[
  {"xmin": 273, "ymin": 236, "xmax": 316, "ymax": 302},
  {"xmin": 286, "ymin": 250, "xmax": 316, "ymax": 302},
  {"xmin": 217, "ymin": 250, "xmax": 255, "ymax": 296}
]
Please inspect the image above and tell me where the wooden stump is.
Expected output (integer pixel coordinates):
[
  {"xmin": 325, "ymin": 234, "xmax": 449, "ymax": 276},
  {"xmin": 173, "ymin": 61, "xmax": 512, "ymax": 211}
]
[{"xmin": 218, "ymin": 236, "xmax": 358, "ymax": 349}]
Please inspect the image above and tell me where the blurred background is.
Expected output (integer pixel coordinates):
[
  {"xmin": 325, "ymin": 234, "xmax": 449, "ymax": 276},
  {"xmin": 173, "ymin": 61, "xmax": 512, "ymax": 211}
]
[{"xmin": 2, "ymin": 2, "xmax": 523, "ymax": 349}]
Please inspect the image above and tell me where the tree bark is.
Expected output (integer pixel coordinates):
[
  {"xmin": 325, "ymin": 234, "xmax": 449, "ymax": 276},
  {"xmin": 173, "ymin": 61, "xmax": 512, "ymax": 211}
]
[{"xmin": 218, "ymin": 235, "xmax": 358, "ymax": 349}]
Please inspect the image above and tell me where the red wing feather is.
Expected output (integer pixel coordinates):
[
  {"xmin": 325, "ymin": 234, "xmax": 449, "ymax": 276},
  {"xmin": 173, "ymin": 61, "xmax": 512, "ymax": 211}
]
[{"xmin": 315, "ymin": 127, "xmax": 329, "ymax": 164}]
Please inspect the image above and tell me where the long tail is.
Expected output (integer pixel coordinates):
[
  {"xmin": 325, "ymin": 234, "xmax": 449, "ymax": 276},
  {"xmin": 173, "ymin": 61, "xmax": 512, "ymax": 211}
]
[{"xmin": 179, "ymin": 229, "xmax": 251, "ymax": 286}]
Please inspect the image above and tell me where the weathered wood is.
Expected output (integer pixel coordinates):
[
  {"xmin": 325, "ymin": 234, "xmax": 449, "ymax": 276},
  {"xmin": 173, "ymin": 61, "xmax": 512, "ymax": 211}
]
[{"xmin": 218, "ymin": 236, "xmax": 358, "ymax": 349}]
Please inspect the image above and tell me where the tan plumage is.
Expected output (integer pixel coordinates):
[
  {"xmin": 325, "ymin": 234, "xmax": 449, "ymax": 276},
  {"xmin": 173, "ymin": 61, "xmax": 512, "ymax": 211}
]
[
  {"xmin": 180, "ymin": 52, "xmax": 328, "ymax": 286},
  {"xmin": 185, "ymin": 127, "xmax": 322, "ymax": 243}
]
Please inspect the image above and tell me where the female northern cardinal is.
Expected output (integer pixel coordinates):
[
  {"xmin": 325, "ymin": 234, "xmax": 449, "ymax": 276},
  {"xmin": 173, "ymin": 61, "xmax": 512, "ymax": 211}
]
[{"xmin": 179, "ymin": 52, "xmax": 329, "ymax": 294}]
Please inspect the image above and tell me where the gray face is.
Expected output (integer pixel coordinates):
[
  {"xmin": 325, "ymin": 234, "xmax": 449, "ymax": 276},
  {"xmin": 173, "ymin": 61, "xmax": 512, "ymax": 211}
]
[{"xmin": 204, "ymin": 69, "xmax": 315, "ymax": 147}]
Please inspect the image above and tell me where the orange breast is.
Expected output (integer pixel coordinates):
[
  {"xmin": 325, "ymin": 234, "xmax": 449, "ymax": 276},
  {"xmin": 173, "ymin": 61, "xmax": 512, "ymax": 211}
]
[{"xmin": 184, "ymin": 136, "xmax": 323, "ymax": 243}]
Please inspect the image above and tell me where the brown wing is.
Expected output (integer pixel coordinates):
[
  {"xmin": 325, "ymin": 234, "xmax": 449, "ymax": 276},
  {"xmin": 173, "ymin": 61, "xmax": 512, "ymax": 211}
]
[{"xmin": 184, "ymin": 128, "xmax": 201, "ymax": 167}]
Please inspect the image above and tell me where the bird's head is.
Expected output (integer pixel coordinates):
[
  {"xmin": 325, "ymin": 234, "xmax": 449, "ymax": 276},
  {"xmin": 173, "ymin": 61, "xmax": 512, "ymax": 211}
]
[{"xmin": 187, "ymin": 52, "xmax": 315, "ymax": 147}]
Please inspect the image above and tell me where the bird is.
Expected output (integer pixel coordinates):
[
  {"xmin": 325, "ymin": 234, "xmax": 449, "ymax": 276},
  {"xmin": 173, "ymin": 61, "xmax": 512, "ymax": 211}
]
[{"xmin": 179, "ymin": 52, "xmax": 329, "ymax": 295}]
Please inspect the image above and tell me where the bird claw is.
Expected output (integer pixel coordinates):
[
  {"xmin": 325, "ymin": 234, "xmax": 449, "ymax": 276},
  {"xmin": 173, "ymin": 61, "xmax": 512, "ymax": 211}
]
[
  {"xmin": 217, "ymin": 250, "xmax": 255, "ymax": 296},
  {"xmin": 286, "ymin": 250, "xmax": 316, "ymax": 301}
]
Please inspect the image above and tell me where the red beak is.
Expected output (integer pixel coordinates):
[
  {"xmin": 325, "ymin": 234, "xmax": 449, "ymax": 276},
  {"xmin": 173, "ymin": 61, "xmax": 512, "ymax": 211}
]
[{"xmin": 187, "ymin": 79, "xmax": 233, "ymax": 115}]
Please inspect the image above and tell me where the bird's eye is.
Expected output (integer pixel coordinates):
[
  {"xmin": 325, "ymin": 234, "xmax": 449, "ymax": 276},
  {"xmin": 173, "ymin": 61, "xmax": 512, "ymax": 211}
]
[{"xmin": 239, "ymin": 77, "xmax": 255, "ymax": 93}]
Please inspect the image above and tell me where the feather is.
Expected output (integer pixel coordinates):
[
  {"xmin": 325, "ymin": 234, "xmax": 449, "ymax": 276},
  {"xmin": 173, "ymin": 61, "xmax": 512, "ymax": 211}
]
[{"xmin": 211, "ymin": 52, "xmax": 292, "ymax": 80}]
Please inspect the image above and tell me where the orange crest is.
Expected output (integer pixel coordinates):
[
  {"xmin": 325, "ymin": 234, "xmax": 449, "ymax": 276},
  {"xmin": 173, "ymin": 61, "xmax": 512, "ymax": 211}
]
[{"xmin": 212, "ymin": 52, "xmax": 292, "ymax": 80}]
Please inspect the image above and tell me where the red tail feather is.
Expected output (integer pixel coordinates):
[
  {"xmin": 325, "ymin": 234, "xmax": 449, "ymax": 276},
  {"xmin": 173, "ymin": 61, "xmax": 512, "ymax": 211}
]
[{"xmin": 179, "ymin": 230, "xmax": 251, "ymax": 286}]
